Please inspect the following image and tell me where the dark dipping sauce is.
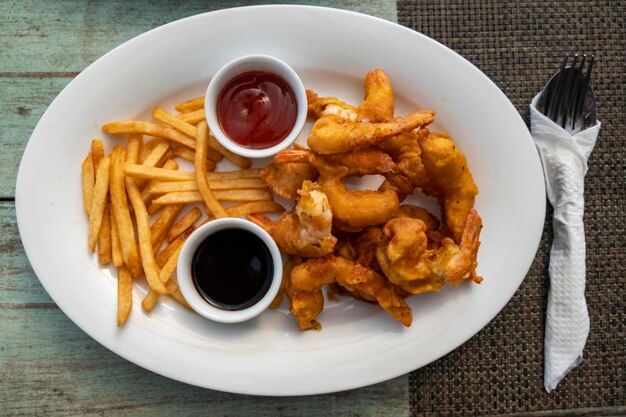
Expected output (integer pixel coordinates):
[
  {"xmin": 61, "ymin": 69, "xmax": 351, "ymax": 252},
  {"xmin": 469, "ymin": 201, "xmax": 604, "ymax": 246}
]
[
  {"xmin": 192, "ymin": 229, "xmax": 273, "ymax": 311},
  {"xmin": 217, "ymin": 71, "xmax": 297, "ymax": 149}
]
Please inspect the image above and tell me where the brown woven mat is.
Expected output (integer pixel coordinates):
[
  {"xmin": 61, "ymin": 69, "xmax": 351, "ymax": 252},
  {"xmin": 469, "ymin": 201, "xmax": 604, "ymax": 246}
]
[{"xmin": 397, "ymin": 1, "xmax": 626, "ymax": 416}]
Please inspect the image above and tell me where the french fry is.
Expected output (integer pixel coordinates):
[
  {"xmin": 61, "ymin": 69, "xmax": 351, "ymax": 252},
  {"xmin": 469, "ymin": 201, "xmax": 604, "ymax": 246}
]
[
  {"xmin": 166, "ymin": 280, "xmax": 191, "ymax": 309},
  {"xmin": 206, "ymin": 168, "xmax": 261, "ymax": 180},
  {"xmin": 117, "ymin": 266, "xmax": 132, "ymax": 326},
  {"xmin": 158, "ymin": 240, "xmax": 184, "ymax": 284},
  {"xmin": 102, "ymin": 121, "xmax": 196, "ymax": 149},
  {"xmin": 146, "ymin": 178, "xmax": 267, "ymax": 196},
  {"xmin": 141, "ymin": 159, "xmax": 179, "ymax": 203},
  {"xmin": 175, "ymin": 96, "xmax": 204, "ymax": 113},
  {"xmin": 139, "ymin": 138, "xmax": 161, "ymax": 163},
  {"xmin": 171, "ymin": 145, "xmax": 217, "ymax": 171},
  {"xmin": 150, "ymin": 204, "xmax": 183, "ymax": 251},
  {"xmin": 195, "ymin": 121, "xmax": 227, "ymax": 218},
  {"xmin": 81, "ymin": 152, "xmax": 95, "ymax": 216},
  {"xmin": 155, "ymin": 226, "xmax": 194, "ymax": 267},
  {"xmin": 91, "ymin": 139, "xmax": 105, "ymax": 169},
  {"xmin": 177, "ymin": 108, "xmax": 205, "ymax": 124},
  {"xmin": 110, "ymin": 208, "xmax": 123, "ymax": 267},
  {"xmin": 98, "ymin": 205, "xmax": 112, "ymax": 265},
  {"xmin": 124, "ymin": 164, "xmax": 195, "ymax": 182},
  {"xmin": 208, "ymin": 134, "xmax": 251, "ymax": 169},
  {"xmin": 127, "ymin": 134, "xmax": 143, "ymax": 164},
  {"xmin": 153, "ymin": 189, "xmax": 272, "ymax": 205},
  {"xmin": 226, "ymin": 201, "xmax": 285, "ymax": 217},
  {"xmin": 110, "ymin": 146, "xmax": 142, "ymax": 276},
  {"xmin": 209, "ymin": 188, "xmax": 272, "ymax": 202},
  {"xmin": 167, "ymin": 207, "xmax": 201, "ymax": 242},
  {"xmin": 172, "ymin": 141, "xmax": 222, "ymax": 162},
  {"xmin": 142, "ymin": 140, "xmax": 170, "ymax": 167},
  {"xmin": 155, "ymin": 148, "xmax": 177, "ymax": 169},
  {"xmin": 128, "ymin": 166, "xmax": 261, "ymax": 182},
  {"xmin": 147, "ymin": 201, "xmax": 163, "ymax": 216},
  {"xmin": 153, "ymin": 107, "xmax": 197, "ymax": 139},
  {"xmin": 125, "ymin": 174, "xmax": 167, "ymax": 294},
  {"xmin": 143, "ymin": 239, "xmax": 187, "ymax": 312},
  {"xmin": 88, "ymin": 156, "xmax": 111, "ymax": 252},
  {"xmin": 143, "ymin": 282, "xmax": 190, "ymax": 313},
  {"xmin": 141, "ymin": 290, "xmax": 160, "ymax": 313}
]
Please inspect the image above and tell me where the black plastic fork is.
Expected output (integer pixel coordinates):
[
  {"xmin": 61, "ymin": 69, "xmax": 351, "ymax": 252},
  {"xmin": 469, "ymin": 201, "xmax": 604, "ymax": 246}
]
[{"xmin": 537, "ymin": 54, "xmax": 596, "ymax": 133}]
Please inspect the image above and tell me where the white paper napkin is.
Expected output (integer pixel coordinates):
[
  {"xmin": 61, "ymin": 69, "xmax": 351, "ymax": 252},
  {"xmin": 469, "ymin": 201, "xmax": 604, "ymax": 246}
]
[{"xmin": 529, "ymin": 93, "xmax": 601, "ymax": 393}]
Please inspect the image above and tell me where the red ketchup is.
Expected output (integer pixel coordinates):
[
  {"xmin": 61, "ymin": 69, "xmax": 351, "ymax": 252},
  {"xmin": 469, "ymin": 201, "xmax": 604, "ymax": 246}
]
[{"xmin": 217, "ymin": 71, "xmax": 297, "ymax": 149}]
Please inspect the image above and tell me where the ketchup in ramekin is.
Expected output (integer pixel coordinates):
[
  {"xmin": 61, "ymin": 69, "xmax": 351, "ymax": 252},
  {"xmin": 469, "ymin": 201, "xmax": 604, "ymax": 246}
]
[
  {"xmin": 217, "ymin": 71, "xmax": 297, "ymax": 149},
  {"xmin": 205, "ymin": 55, "xmax": 307, "ymax": 159}
]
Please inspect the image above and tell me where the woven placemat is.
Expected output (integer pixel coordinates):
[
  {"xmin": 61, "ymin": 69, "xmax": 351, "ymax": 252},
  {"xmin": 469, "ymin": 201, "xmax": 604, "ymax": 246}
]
[{"xmin": 397, "ymin": 1, "xmax": 625, "ymax": 416}]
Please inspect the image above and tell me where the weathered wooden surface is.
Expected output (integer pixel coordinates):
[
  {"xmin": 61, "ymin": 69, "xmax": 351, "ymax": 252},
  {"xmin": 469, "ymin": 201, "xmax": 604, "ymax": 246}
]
[{"xmin": 1, "ymin": 1, "xmax": 409, "ymax": 416}]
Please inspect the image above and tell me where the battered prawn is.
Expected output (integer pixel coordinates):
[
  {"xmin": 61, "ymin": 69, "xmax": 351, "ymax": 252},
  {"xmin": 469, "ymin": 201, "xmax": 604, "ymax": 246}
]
[
  {"xmin": 417, "ymin": 129, "xmax": 479, "ymax": 243},
  {"xmin": 351, "ymin": 227, "xmax": 384, "ymax": 272},
  {"xmin": 286, "ymin": 255, "xmax": 413, "ymax": 330},
  {"xmin": 275, "ymin": 149, "xmax": 399, "ymax": 232},
  {"xmin": 357, "ymin": 68, "xmax": 394, "ymax": 122},
  {"xmin": 247, "ymin": 181, "xmax": 336, "ymax": 257},
  {"xmin": 307, "ymin": 90, "xmax": 358, "ymax": 121},
  {"xmin": 376, "ymin": 210, "xmax": 483, "ymax": 295},
  {"xmin": 308, "ymin": 69, "xmax": 394, "ymax": 123},
  {"xmin": 260, "ymin": 162, "xmax": 318, "ymax": 200},
  {"xmin": 263, "ymin": 146, "xmax": 411, "ymax": 199},
  {"xmin": 307, "ymin": 109, "xmax": 435, "ymax": 155},
  {"xmin": 326, "ymin": 149, "xmax": 413, "ymax": 195},
  {"xmin": 378, "ymin": 130, "xmax": 430, "ymax": 189},
  {"xmin": 392, "ymin": 204, "xmax": 445, "ymax": 246}
]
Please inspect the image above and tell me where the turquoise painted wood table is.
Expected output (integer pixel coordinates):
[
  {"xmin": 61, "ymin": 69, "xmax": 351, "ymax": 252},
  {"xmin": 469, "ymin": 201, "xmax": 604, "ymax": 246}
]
[
  {"xmin": 1, "ymin": 1, "xmax": 409, "ymax": 416},
  {"xmin": 4, "ymin": 1, "xmax": 625, "ymax": 416}
]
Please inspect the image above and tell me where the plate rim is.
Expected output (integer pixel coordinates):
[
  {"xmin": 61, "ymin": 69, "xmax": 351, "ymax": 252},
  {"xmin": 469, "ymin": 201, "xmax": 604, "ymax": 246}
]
[{"xmin": 15, "ymin": 4, "xmax": 546, "ymax": 396}]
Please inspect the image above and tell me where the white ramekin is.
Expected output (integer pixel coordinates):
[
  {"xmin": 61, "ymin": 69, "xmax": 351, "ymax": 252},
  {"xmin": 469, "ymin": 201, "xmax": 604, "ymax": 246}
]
[
  {"xmin": 204, "ymin": 54, "xmax": 307, "ymax": 158},
  {"xmin": 177, "ymin": 218, "xmax": 283, "ymax": 323}
]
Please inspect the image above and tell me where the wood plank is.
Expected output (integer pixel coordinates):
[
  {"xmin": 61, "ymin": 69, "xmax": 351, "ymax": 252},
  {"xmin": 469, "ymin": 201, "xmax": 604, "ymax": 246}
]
[
  {"xmin": 0, "ymin": 0, "xmax": 397, "ymax": 73},
  {"xmin": 0, "ymin": 77, "xmax": 72, "ymax": 198},
  {"xmin": 0, "ymin": 202, "xmax": 53, "ymax": 304},
  {"xmin": 0, "ymin": 307, "xmax": 408, "ymax": 416}
]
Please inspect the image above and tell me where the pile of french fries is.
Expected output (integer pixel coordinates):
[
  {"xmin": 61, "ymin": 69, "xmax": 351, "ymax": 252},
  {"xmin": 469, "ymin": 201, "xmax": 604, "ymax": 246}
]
[{"xmin": 81, "ymin": 97, "xmax": 284, "ymax": 326}]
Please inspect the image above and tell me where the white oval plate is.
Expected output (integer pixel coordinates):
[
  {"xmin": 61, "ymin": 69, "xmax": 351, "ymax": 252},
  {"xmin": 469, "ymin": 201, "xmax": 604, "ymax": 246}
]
[{"xmin": 16, "ymin": 6, "xmax": 545, "ymax": 396}]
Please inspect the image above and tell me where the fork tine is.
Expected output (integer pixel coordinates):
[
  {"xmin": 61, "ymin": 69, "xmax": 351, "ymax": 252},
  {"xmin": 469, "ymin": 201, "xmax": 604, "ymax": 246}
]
[
  {"xmin": 573, "ymin": 54, "xmax": 595, "ymax": 130},
  {"xmin": 546, "ymin": 54, "xmax": 569, "ymax": 121},
  {"xmin": 558, "ymin": 54, "xmax": 579, "ymax": 128},
  {"xmin": 570, "ymin": 55, "xmax": 587, "ymax": 130}
]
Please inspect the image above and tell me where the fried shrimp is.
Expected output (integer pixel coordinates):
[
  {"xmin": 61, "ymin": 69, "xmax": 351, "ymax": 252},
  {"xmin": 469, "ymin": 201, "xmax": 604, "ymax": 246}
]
[
  {"xmin": 307, "ymin": 109, "xmax": 436, "ymax": 155},
  {"xmin": 392, "ymin": 205, "xmax": 440, "ymax": 232},
  {"xmin": 260, "ymin": 162, "xmax": 318, "ymax": 200},
  {"xmin": 378, "ymin": 130, "xmax": 430, "ymax": 189},
  {"xmin": 308, "ymin": 69, "xmax": 394, "ymax": 123},
  {"xmin": 391, "ymin": 204, "xmax": 446, "ymax": 245},
  {"xmin": 286, "ymin": 255, "xmax": 413, "ymax": 330},
  {"xmin": 326, "ymin": 149, "xmax": 413, "ymax": 195},
  {"xmin": 275, "ymin": 149, "xmax": 399, "ymax": 231},
  {"xmin": 416, "ymin": 129, "xmax": 479, "ymax": 243},
  {"xmin": 357, "ymin": 68, "xmax": 394, "ymax": 122},
  {"xmin": 376, "ymin": 210, "xmax": 483, "ymax": 295},
  {"xmin": 247, "ymin": 181, "xmax": 336, "ymax": 257},
  {"xmin": 306, "ymin": 90, "xmax": 358, "ymax": 121},
  {"xmin": 351, "ymin": 226, "xmax": 384, "ymax": 271}
]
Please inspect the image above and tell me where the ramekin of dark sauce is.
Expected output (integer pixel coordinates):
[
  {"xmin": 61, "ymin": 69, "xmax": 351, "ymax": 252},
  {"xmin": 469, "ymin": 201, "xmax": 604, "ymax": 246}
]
[
  {"xmin": 177, "ymin": 218, "xmax": 283, "ymax": 323},
  {"xmin": 205, "ymin": 54, "xmax": 307, "ymax": 159}
]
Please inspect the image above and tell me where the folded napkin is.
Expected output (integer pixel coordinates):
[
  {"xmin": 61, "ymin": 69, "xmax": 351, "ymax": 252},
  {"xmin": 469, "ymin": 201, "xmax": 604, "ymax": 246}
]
[{"xmin": 529, "ymin": 93, "xmax": 601, "ymax": 393}]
